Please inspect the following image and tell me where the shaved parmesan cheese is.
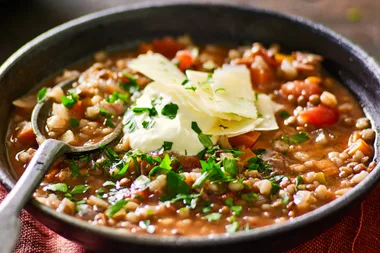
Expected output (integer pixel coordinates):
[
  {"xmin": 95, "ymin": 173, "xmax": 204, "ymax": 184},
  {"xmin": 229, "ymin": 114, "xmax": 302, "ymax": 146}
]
[
  {"xmin": 126, "ymin": 82, "xmax": 218, "ymax": 156},
  {"xmin": 128, "ymin": 53, "xmax": 186, "ymax": 86},
  {"xmin": 254, "ymin": 94, "xmax": 279, "ymax": 131},
  {"xmin": 125, "ymin": 53, "xmax": 278, "ymax": 155},
  {"xmin": 212, "ymin": 65, "xmax": 257, "ymax": 119}
]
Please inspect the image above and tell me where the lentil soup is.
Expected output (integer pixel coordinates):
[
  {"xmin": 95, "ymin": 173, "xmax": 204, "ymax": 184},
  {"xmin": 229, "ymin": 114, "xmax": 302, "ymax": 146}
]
[{"xmin": 6, "ymin": 36, "xmax": 376, "ymax": 236}]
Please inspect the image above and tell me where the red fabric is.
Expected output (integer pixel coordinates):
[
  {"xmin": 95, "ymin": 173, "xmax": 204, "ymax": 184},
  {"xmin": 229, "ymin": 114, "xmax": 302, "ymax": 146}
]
[{"xmin": 1, "ymin": 184, "xmax": 379, "ymax": 253}]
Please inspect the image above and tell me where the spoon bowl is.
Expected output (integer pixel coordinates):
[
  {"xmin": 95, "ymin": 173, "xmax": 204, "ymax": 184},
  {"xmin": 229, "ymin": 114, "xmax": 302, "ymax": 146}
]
[
  {"xmin": 0, "ymin": 76, "xmax": 123, "ymax": 252},
  {"xmin": 31, "ymin": 75, "xmax": 123, "ymax": 153}
]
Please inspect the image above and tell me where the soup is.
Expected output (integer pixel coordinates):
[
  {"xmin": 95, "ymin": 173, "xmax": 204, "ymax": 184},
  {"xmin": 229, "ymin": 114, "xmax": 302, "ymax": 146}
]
[{"xmin": 6, "ymin": 36, "xmax": 376, "ymax": 236}]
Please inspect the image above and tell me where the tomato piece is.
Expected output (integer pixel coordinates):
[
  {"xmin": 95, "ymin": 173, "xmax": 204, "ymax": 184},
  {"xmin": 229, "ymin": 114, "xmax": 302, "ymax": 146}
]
[
  {"xmin": 228, "ymin": 131, "xmax": 261, "ymax": 148},
  {"xmin": 175, "ymin": 50, "xmax": 193, "ymax": 71},
  {"xmin": 70, "ymin": 100, "xmax": 85, "ymax": 118},
  {"xmin": 299, "ymin": 105, "xmax": 339, "ymax": 127},
  {"xmin": 152, "ymin": 37, "xmax": 183, "ymax": 58},
  {"xmin": 281, "ymin": 80, "xmax": 322, "ymax": 98}
]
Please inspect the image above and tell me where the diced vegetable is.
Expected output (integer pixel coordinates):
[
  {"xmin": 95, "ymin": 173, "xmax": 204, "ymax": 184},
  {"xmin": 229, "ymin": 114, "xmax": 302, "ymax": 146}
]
[
  {"xmin": 175, "ymin": 50, "xmax": 193, "ymax": 71},
  {"xmin": 281, "ymin": 80, "xmax": 321, "ymax": 98},
  {"xmin": 299, "ymin": 106, "xmax": 339, "ymax": 127},
  {"xmin": 315, "ymin": 159, "xmax": 339, "ymax": 176},
  {"xmin": 16, "ymin": 122, "xmax": 36, "ymax": 144},
  {"xmin": 152, "ymin": 37, "xmax": 183, "ymax": 58},
  {"xmin": 346, "ymin": 139, "xmax": 373, "ymax": 157},
  {"xmin": 228, "ymin": 131, "xmax": 261, "ymax": 148}
]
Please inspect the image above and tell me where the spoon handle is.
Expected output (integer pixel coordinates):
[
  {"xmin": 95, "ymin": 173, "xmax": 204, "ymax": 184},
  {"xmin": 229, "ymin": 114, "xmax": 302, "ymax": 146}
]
[{"xmin": 0, "ymin": 139, "xmax": 68, "ymax": 253}]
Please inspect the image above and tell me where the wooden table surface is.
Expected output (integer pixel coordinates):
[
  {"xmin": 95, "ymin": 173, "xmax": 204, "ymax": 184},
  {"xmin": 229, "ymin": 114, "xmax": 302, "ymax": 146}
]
[{"xmin": 1, "ymin": 0, "xmax": 379, "ymax": 64}]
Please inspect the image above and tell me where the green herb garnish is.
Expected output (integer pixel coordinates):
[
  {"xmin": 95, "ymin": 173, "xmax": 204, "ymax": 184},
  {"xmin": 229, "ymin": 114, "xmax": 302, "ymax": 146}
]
[
  {"xmin": 223, "ymin": 158, "xmax": 238, "ymax": 177},
  {"xmin": 119, "ymin": 73, "xmax": 138, "ymax": 93},
  {"xmin": 70, "ymin": 185, "xmax": 90, "ymax": 195},
  {"xmin": 181, "ymin": 79, "xmax": 189, "ymax": 86},
  {"xmin": 163, "ymin": 171, "xmax": 190, "ymax": 200},
  {"xmin": 162, "ymin": 141, "xmax": 173, "ymax": 151},
  {"xmin": 104, "ymin": 118, "xmax": 115, "ymax": 128},
  {"xmin": 106, "ymin": 92, "xmax": 129, "ymax": 103},
  {"xmin": 148, "ymin": 153, "xmax": 172, "ymax": 177},
  {"xmin": 226, "ymin": 221, "xmax": 240, "ymax": 233},
  {"xmin": 69, "ymin": 118, "xmax": 79, "ymax": 128},
  {"xmin": 61, "ymin": 93, "xmax": 78, "ymax": 109},
  {"xmin": 296, "ymin": 175, "xmax": 303, "ymax": 188},
  {"xmin": 105, "ymin": 199, "xmax": 129, "ymax": 217},
  {"xmin": 161, "ymin": 103, "xmax": 179, "ymax": 119},
  {"xmin": 37, "ymin": 87, "xmax": 47, "ymax": 103},
  {"xmin": 142, "ymin": 118, "xmax": 155, "ymax": 129},
  {"xmin": 204, "ymin": 212, "xmax": 222, "ymax": 222},
  {"xmin": 281, "ymin": 132, "xmax": 310, "ymax": 145},
  {"xmin": 45, "ymin": 183, "xmax": 68, "ymax": 193},
  {"xmin": 132, "ymin": 107, "xmax": 157, "ymax": 117},
  {"xmin": 185, "ymin": 86, "xmax": 197, "ymax": 91},
  {"xmin": 279, "ymin": 110, "xmax": 291, "ymax": 119}
]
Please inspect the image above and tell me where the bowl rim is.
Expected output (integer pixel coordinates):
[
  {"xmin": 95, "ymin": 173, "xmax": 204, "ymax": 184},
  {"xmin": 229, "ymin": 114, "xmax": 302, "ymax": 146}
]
[{"xmin": 1, "ymin": 0, "xmax": 380, "ymax": 247}]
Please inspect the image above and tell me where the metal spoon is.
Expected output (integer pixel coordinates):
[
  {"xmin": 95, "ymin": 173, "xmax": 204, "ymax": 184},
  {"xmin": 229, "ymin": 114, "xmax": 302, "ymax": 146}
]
[{"xmin": 0, "ymin": 76, "xmax": 123, "ymax": 253}]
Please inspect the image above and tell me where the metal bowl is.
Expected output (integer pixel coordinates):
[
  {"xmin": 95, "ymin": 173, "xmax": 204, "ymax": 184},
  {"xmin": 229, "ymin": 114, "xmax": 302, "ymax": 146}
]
[{"xmin": 0, "ymin": 2, "xmax": 379, "ymax": 252}]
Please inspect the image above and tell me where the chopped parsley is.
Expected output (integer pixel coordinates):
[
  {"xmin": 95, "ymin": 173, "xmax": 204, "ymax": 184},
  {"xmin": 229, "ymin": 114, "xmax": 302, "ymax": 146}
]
[
  {"xmin": 69, "ymin": 118, "xmax": 79, "ymax": 128},
  {"xmin": 185, "ymin": 86, "xmax": 197, "ymax": 91},
  {"xmin": 142, "ymin": 118, "xmax": 155, "ymax": 129},
  {"xmin": 241, "ymin": 193, "xmax": 258, "ymax": 204},
  {"xmin": 44, "ymin": 183, "xmax": 68, "ymax": 193},
  {"xmin": 270, "ymin": 182, "xmax": 280, "ymax": 195},
  {"xmin": 247, "ymin": 156, "xmax": 273, "ymax": 174},
  {"xmin": 191, "ymin": 121, "xmax": 202, "ymax": 134},
  {"xmin": 225, "ymin": 198, "xmax": 242, "ymax": 216},
  {"xmin": 103, "ymin": 181, "xmax": 116, "ymax": 187},
  {"xmin": 281, "ymin": 132, "xmax": 310, "ymax": 145},
  {"xmin": 255, "ymin": 92, "xmax": 259, "ymax": 101},
  {"xmin": 191, "ymin": 121, "xmax": 213, "ymax": 148},
  {"xmin": 192, "ymin": 158, "xmax": 229, "ymax": 188},
  {"xmin": 132, "ymin": 107, "xmax": 157, "ymax": 117},
  {"xmin": 279, "ymin": 110, "xmax": 291, "ymax": 119},
  {"xmin": 37, "ymin": 87, "xmax": 47, "ymax": 103},
  {"xmin": 70, "ymin": 161, "xmax": 80, "ymax": 177},
  {"xmin": 296, "ymin": 175, "xmax": 303, "ymax": 188},
  {"xmin": 219, "ymin": 124, "xmax": 228, "ymax": 129},
  {"xmin": 204, "ymin": 212, "xmax": 222, "ymax": 222},
  {"xmin": 226, "ymin": 221, "xmax": 240, "ymax": 233},
  {"xmin": 161, "ymin": 103, "xmax": 179, "ymax": 119},
  {"xmin": 104, "ymin": 118, "xmax": 115, "ymax": 128},
  {"xmin": 162, "ymin": 141, "xmax": 173, "ymax": 151},
  {"xmin": 181, "ymin": 79, "xmax": 189, "ymax": 86},
  {"xmin": 231, "ymin": 205, "xmax": 243, "ymax": 217},
  {"xmin": 164, "ymin": 191, "xmax": 202, "ymax": 209},
  {"xmin": 99, "ymin": 108, "xmax": 113, "ymax": 118},
  {"xmin": 105, "ymin": 199, "xmax": 129, "ymax": 217},
  {"xmin": 70, "ymin": 185, "xmax": 90, "ymax": 195},
  {"xmin": 148, "ymin": 153, "xmax": 172, "ymax": 177},
  {"xmin": 162, "ymin": 171, "xmax": 190, "ymax": 200},
  {"xmin": 61, "ymin": 93, "xmax": 78, "ymax": 109},
  {"xmin": 106, "ymin": 92, "xmax": 129, "ymax": 103},
  {"xmin": 119, "ymin": 73, "xmax": 139, "ymax": 93},
  {"xmin": 223, "ymin": 158, "xmax": 238, "ymax": 177}
]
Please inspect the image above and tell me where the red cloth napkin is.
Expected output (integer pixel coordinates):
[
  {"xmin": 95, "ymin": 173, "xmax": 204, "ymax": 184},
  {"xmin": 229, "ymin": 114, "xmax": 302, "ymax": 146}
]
[{"xmin": 1, "ymin": 183, "xmax": 379, "ymax": 253}]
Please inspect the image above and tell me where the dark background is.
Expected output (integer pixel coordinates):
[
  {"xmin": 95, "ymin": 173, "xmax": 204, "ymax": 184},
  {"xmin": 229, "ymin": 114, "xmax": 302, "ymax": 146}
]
[{"xmin": 1, "ymin": 0, "xmax": 379, "ymax": 64}]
